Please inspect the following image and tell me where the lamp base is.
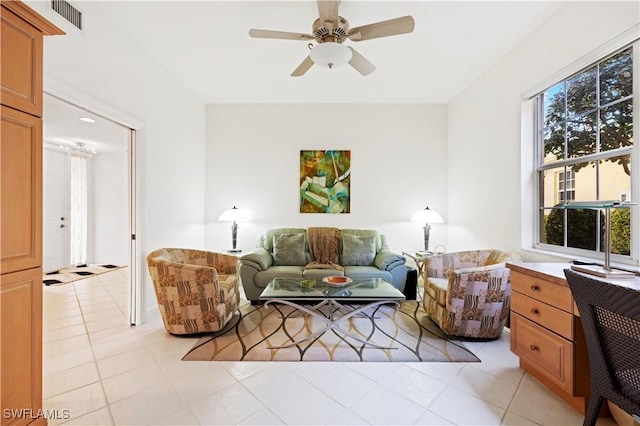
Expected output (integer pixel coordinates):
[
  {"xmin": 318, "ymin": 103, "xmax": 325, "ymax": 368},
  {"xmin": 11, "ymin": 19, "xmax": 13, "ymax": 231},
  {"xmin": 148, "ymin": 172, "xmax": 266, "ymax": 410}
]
[
  {"xmin": 570, "ymin": 264, "xmax": 636, "ymax": 278},
  {"xmin": 227, "ymin": 249, "xmax": 242, "ymax": 253}
]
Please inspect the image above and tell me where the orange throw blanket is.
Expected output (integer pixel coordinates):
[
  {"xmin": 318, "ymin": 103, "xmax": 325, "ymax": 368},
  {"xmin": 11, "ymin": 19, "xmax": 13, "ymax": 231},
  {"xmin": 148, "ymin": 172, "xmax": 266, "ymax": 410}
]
[{"xmin": 304, "ymin": 227, "xmax": 344, "ymax": 272}]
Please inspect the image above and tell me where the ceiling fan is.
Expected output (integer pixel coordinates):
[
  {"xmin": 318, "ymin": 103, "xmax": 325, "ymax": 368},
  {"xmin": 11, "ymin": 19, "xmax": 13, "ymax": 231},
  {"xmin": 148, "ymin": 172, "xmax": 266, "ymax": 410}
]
[{"xmin": 248, "ymin": 0, "xmax": 415, "ymax": 77}]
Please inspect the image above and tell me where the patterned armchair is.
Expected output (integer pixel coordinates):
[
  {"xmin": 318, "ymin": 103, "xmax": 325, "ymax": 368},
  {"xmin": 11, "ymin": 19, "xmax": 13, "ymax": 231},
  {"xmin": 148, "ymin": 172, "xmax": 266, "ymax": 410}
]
[
  {"xmin": 423, "ymin": 249, "xmax": 521, "ymax": 339},
  {"xmin": 146, "ymin": 248, "xmax": 240, "ymax": 335}
]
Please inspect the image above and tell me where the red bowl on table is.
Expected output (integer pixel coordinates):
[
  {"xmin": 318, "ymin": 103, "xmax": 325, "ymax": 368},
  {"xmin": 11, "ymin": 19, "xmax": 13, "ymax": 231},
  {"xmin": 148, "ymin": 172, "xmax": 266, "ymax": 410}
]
[{"xmin": 322, "ymin": 276, "xmax": 353, "ymax": 286}]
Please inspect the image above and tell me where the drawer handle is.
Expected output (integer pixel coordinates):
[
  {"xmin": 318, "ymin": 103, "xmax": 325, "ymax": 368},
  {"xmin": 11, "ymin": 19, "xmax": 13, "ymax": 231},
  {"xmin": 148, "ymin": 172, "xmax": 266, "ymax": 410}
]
[
  {"xmin": 530, "ymin": 285, "xmax": 540, "ymax": 292},
  {"xmin": 531, "ymin": 308, "xmax": 539, "ymax": 315},
  {"xmin": 529, "ymin": 345, "xmax": 538, "ymax": 352}
]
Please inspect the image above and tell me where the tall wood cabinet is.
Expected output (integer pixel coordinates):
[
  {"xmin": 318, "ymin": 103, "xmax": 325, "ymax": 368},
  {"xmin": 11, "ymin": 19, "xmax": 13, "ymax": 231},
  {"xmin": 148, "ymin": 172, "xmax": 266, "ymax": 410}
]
[{"xmin": 1, "ymin": 2, "xmax": 63, "ymax": 425}]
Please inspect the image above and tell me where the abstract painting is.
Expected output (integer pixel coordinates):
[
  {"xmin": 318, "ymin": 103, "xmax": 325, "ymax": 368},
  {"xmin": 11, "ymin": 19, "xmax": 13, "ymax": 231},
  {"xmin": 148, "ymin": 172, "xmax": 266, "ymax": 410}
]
[{"xmin": 300, "ymin": 150, "xmax": 351, "ymax": 213}]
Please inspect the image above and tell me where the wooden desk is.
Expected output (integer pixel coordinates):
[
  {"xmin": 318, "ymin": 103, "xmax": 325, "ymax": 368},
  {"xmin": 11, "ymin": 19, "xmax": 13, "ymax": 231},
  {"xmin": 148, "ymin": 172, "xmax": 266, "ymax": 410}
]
[{"xmin": 507, "ymin": 262, "xmax": 639, "ymax": 415}]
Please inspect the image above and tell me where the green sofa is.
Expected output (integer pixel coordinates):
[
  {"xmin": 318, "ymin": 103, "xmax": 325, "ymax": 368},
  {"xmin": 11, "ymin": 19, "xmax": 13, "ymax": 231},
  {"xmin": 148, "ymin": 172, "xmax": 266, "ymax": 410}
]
[{"xmin": 239, "ymin": 228, "xmax": 408, "ymax": 302}]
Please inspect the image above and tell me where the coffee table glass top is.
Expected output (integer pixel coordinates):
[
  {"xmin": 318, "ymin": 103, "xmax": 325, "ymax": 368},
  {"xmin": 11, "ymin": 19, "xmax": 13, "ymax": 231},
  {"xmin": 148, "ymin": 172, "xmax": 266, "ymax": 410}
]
[{"xmin": 260, "ymin": 277, "xmax": 405, "ymax": 301}]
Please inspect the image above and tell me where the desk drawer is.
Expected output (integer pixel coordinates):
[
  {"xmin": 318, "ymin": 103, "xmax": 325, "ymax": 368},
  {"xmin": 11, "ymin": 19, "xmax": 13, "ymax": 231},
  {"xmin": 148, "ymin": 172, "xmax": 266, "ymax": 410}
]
[
  {"xmin": 511, "ymin": 313, "xmax": 573, "ymax": 394},
  {"xmin": 511, "ymin": 271, "xmax": 573, "ymax": 312},
  {"xmin": 512, "ymin": 292, "xmax": 574, "ymax": 340}
]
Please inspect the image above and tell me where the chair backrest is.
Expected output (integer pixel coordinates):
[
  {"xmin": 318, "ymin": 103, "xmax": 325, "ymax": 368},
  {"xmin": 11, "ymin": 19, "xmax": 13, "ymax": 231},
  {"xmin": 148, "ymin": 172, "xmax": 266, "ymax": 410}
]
[
  {"xmin": 563, "ymin": 269, "xmax": 640, "ymax": 421},
  {"xmin": 426, "ymin": 249, "xmax": 520, "ymax": 278}
]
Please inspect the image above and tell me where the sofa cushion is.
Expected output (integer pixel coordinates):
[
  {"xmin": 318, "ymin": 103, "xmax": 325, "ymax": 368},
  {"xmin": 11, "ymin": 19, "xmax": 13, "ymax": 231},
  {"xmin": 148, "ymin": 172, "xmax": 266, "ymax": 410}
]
[
  {"xmin": 273, "ymin": 233, "xmax": 307, "ymax": 266},
  {"xmin": 302, "ymin": 269, "xmax": 345, "ymax": 279},
  {"xmin": 341, "ymin": 233, "xmax": 376, "ymax": 266},
  {"xmin": 260, "ymin": 228, "xmax": 307, "ymax": 253},
  {"xmin": 343, "ymin": 266, "xmax": 392, "ymax": 282},
  {"xmin": 340, "ymin": 229, "xmax": 383, "ymax": 251},
  {"xmin": 254, "ymin": 266, "xmax": 304, "ymax": 287}
]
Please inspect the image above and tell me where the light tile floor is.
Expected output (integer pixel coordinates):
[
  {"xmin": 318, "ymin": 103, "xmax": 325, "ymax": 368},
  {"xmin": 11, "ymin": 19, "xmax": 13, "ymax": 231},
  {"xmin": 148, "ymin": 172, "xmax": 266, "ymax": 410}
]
[{"xmin": 41, "ymin": 269, "xmax": 617, "ymax": 425}]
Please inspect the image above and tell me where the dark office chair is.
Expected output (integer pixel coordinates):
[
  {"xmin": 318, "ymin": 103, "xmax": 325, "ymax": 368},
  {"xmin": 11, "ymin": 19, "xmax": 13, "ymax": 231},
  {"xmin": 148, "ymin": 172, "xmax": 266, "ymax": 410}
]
[{"xmin": 564, "ymin": 269, "xmax": 640, "ymax": 426}]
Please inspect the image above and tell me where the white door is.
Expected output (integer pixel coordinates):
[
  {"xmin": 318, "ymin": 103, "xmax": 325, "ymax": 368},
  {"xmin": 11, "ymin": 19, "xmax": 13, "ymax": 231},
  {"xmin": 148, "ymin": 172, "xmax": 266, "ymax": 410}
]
[{"xmin": 43, "ymin": 148, "xmax": 70, "ymax": 272}]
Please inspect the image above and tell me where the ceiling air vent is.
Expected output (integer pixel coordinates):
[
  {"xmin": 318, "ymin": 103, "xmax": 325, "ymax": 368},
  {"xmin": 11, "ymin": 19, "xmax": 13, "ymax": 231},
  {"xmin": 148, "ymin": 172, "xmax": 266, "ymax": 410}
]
[{"xmin": 51, "ymin": 0, "xmax": 82, "ymax": 30}]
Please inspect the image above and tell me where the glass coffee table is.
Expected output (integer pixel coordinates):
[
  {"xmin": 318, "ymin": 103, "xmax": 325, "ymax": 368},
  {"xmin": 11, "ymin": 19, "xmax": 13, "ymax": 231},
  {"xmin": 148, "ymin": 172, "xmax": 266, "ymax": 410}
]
[{"xmin": 259, "ymin": 277, "xmax": 406, "ymax": 349}]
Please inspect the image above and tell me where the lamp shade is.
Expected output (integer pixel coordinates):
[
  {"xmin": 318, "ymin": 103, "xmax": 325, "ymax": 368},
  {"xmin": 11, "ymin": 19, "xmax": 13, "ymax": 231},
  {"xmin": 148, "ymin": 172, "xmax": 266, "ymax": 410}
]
[
  {"xmin": 310, "ymin": 42, "xmax": 352, "ymax": 69},
  {"xmin": 218, "ymin": 206, "xmax": 248, "ymax": 222},
  {"xmin": 411, "ymin": 206, "xmax": 443, "ymax": 224}
]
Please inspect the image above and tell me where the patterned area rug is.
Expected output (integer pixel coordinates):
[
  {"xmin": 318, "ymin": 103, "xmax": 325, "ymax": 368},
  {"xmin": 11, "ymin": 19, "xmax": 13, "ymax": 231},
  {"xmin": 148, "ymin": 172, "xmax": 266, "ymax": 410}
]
[
  {"xmin": 182, "ymin": 301, "xmax": 480, "ymax": 362},
  {"xmin": 43, "ymin": 264, "xmax": 123, "ymax": 286}
]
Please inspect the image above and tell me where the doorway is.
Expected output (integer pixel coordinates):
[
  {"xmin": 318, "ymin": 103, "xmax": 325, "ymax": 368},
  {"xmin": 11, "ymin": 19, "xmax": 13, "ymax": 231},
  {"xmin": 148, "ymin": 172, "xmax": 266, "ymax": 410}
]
[{"xmin": 42, "ymin": 92, "xmax": 139, "ymax": 324}]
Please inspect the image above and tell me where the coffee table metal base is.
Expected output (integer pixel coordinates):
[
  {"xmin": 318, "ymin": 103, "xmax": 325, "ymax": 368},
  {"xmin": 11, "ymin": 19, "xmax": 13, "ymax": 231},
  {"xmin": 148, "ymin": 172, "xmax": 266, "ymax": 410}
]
[{"xmin": 263, "ymin": 298, "xmax": 400, "ymax": 350}]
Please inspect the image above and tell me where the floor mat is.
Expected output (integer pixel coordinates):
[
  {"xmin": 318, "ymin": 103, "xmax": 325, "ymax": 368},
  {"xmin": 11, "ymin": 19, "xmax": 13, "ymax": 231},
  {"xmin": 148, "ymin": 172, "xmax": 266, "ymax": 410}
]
[
  {"xmin": 43, "ymin": 264, "xmax": 124, "ymax": 286},
  {"xmin": 182, "ymin": 301, "xmax": 481, "ymax": 362}
]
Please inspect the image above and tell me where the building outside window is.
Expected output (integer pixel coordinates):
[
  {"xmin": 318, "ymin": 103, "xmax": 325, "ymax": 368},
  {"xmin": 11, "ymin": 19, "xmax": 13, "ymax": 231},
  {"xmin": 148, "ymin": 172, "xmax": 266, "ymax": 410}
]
[
  {"xmin": 535, "ymin": 44, "xmax": 636, "ymax": 259},
  {"xmin": 557, "ymin": 170, "xmax": 576, "ymax": 203}
]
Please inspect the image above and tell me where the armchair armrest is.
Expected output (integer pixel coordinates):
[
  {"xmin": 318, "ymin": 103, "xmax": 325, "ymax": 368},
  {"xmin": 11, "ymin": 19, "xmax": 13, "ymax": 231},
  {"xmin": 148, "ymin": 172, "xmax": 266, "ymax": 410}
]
[
  {"xmin": 240, "ymin": 248, "xmax": 273, "ymax": 271},
  {"xmin": 374, "ymin": 249, "xmax": 406, "ymax": 271},
  {"xmin": 207, "ymin": 252, "xmax": 240, "ymax": 275},
  {"xmin": 176, "ymin": 248, "xmax": 238, "ymax": 274}
]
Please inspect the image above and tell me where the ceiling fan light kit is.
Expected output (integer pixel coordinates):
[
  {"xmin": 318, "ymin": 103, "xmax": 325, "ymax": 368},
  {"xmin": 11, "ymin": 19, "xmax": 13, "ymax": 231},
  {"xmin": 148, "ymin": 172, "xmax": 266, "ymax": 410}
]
[
  {"xmin": 309, "ymin": 42, "xmax": 352, "ymax": 69},
  {"xmin": 249, "ymin": 0, "xmax": 415, "ymax": 77}
]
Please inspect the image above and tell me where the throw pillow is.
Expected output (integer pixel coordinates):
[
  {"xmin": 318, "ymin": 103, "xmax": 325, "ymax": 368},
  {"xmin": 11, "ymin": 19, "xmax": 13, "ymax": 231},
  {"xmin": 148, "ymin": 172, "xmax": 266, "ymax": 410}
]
[
  {"xmin": 341, "ymin": 234, "xmax": 376, "ymax": 266},
  {"xmin": 273, "ymin": 233, "xmax": 307, "ymax": 266}
]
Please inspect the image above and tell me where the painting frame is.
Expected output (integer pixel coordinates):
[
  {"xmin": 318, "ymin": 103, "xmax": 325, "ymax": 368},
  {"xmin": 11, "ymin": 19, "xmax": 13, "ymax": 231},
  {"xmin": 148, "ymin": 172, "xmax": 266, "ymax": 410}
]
[{"xmin": 299, "ymin": 150, "xmax": 351, "ymax": 214}]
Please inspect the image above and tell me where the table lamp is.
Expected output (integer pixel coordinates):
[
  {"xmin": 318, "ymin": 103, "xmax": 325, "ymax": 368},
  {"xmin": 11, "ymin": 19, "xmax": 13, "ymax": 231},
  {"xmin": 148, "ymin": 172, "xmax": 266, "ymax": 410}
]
[
  {"xmin": 560, "ymin": 200, "xmax": 636, "ymax": 278},
  {"xmin": 411, "ymin": 206, "xmax": 443, "ymax": 253},
  {"xmin": 218, "ymin": 206, "xmax": 248, "ymax": 253}
]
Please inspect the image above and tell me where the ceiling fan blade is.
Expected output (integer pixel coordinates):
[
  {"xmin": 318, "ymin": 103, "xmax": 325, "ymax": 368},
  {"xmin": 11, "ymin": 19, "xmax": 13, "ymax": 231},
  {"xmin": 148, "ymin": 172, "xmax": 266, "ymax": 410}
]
[
  {"xmin": 249, "ymin": 29, "xmax": 315, "ymax": 41},
  {"xmin": 317, "ymin": 0, "xmax": 339, "ymax": 25},
  {"xmin": 348, "ymin": 16, "xmax": 415, "ymax": 41},
  {"xmin": 348, "ymin": 47, "xmax": 376, "ymax": 76},
  {"xmin": 291, "ymin": 56, "xmax": 314, "ymax": 77}
]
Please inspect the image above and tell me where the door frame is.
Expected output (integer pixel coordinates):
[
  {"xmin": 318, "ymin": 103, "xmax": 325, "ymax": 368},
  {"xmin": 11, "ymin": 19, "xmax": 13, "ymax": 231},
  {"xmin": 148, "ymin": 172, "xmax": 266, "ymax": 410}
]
[{"xmin": 44, "ymin": 77, "xmax": 145, "ymax": 326}]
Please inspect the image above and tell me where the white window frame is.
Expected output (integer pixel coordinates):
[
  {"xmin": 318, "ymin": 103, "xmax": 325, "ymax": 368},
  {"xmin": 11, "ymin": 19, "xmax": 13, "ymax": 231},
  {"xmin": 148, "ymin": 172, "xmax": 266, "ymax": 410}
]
[{"xmin": 521, "ymin": 29, "xmax": 640, "ymax": 267}]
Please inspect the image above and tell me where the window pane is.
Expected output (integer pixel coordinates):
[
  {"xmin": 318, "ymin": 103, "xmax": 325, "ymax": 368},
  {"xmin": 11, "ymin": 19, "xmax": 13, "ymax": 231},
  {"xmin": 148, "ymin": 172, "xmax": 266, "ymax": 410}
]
[
  {"xmin": 600, "ymin": 47, "xmax": 633, "ymax": 105},
  {"xmin": 600, "ymin": 98, "xmax": 633, "ymax": 151},
  {"xmin": 541, "ymin": 206, "xmax": 564, "ymax": 247},
  {"xmin": 542, "ymin": 124, "xmax": 565, "ymax": 164},
  {"xmin": 566, "ymin": 208, "xmax": 601, "ymax": 251},
  {"xmin": 540, "ymin": 166, "xmax": 568, "ymax": 207},
  {"xmin": 544, "ymin": 83, "xmax": 564, "ymax": 127},
  {"xmin": 540, "ymin": 207, "xmax": 602, "ymax": 250},
  {"xmin": 567, "ymin": 67, "xmax": 597, "ymax": 118},
  {"xmin": 570, "ymin": 160, "xmax": 598, "ymax": 199},
  {"xmin": 600, "ymin": 155, "xmax": 631, "ymax": 255},
  {"xmin": 611, "ymin": 207, "xmax": 631, "ymax": 255},
  {"xmin": 598, "ymin": 155, "xmax": 631, "ymax": 200},
  {"xmin": 567, "ymin": 112, "xmax": 597, "ymax": 157}
]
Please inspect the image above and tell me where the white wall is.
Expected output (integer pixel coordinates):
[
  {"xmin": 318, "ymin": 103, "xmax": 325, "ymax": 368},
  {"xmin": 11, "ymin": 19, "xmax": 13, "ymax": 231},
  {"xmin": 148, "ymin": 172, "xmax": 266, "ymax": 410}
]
[
  {"xmin": 27, "ymin": 1, "xmax": 207, "ymax": 321},
  {"xmin": 447, "ymin": 1, "xmax": 640, "ymax": 258},
  {"xmin": 91, "ymin": 152, "xmax": 128, "ymax": 265},
  {"xmin": 205, "ymin": 104, "xmax": 448, "ymax": 257}
]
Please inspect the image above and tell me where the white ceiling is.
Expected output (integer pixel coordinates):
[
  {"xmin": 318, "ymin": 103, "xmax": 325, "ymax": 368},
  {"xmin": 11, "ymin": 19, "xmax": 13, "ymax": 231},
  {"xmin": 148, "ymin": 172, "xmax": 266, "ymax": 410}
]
[
  {"xmin": 43, "ymin": 93, "xmax": 130, "ymax": 154},
  {"xmin": 95, "ymin": 0, "xmax": 565, "ymax": 104},
  {"xmin": 44, "ymin": 1, "xmax": 566, "ymax": 152}
]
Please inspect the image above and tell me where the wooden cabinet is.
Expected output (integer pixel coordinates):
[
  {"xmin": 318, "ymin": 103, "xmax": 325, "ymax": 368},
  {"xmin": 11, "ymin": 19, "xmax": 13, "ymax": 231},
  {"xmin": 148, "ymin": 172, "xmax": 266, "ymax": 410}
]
[
  {"xmin": 1, "ymin": 268, "xmax": 43, "ymax": 425},
  {"xmin": 508, "ymin": 263, "xmax": 592, "ymax": 415},
  {"xmin": 1, "ymin": 105, "xmax": 42, "ymax": 274},
  {"xmin": 1, "ymin": 4, "xmax": 44, "ymax": 116},
  {"xmin": 1, "ymin": 2, "xmax": 63, "ymax": 425}
]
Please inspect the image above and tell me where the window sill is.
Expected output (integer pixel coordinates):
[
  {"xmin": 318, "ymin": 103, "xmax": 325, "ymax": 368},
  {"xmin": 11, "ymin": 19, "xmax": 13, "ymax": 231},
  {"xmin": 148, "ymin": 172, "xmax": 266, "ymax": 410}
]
[{"xmin": 522, "ymin": 247, "xmax": 640, "ymax": 274}]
